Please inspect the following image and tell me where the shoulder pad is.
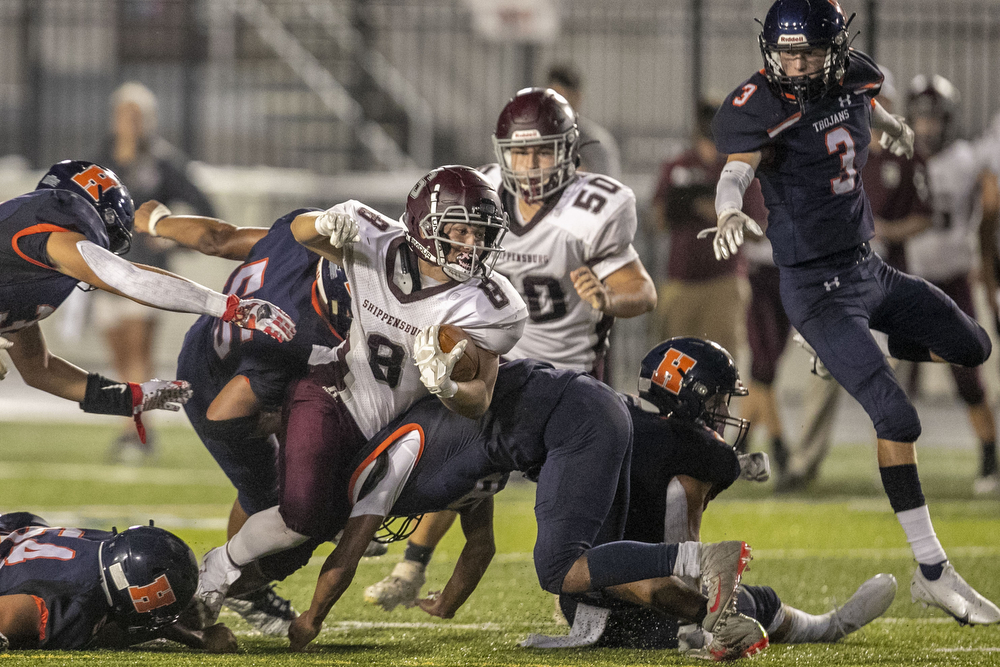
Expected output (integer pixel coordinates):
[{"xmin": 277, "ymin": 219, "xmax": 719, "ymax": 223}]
[
  {"xmin": 842, "ymin": 49, "xmax": 883, "ymax": 96},
  {"xmin": 36, "ymin": 189, "xmax": 111, "ymax": 249},
  {"xmin": 714, "ymin": 72, "xmax": 793, "ymax": 154}
]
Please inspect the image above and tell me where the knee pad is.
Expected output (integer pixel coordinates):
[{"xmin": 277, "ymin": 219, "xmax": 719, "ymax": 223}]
[
  {"xmin": 864, "ymin": 369, "xmax": 922, "ymax": 442},
  {"xmin": 873, "ymin": 399, "xmax": 922, "ymax": 443}
]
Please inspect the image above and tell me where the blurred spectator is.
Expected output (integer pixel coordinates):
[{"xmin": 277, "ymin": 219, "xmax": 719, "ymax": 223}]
[
  {"xmin": 91, "ymin": 81, "xmax": 217, "ymax": 462},
  {"xmin": 546, "ymin": 64, "xmax": 622, "ymax": 178},
  {"xmin": 650, "ymin": 100, "xmax": 761, "ymax": 367}
]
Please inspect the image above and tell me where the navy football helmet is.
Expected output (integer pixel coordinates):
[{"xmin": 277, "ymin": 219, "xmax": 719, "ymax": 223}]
[
  {"xmin": 402, "ymin": 165, "xmax": 508, "ymax": 282},
  {"xmin": 758, "ymin": 0, "xmax": 855, "ymax": 110},
  {"xmin": 492, "ymin": 87, "xmax": 580, "ymax": 203},
  {"xmin": 36, "ymin": 160, "xmax": 135, "ymax": 255},
  {"xmin": 98, "ymin": 526, "xmax": 198, "ymax": 632},
  {"xmin": 907, "ymin": 74, "xmax": 960, "ymax": 154},
  {"xmin": 638, "ymin": 337, "xmax": 750, "ymax": 450},
  {"xmin": 0, "ymin": 512, "xmax": 49, "ymax": 536}
]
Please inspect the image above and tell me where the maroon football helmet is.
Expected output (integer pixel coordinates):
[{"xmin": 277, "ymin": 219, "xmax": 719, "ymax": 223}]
[
  {"xmin": 402, "ymin": 166, "xmax": 508, "ymax": 282},
  {"xmin": 492, "ymin": 87, "xmax": 580, "ymax": 202},
  {"xmin": 907, "ymin": 74, "xmax": 959, "ymax": 155}
]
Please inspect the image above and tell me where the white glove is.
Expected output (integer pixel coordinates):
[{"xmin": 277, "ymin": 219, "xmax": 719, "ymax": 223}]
[
  {"xmin": 314, "ymin": 209, "xmax": 360, "ymax": 249},
  {"xmin": 135, "ymin": 379, "xmax": 193, "ymax": 413},
  {"xmin": 879, "ymin": 114, "xmax": 915, "ymax": 159},
  {"xmin": 697, "ymin": 209, "xmax": 763, "ymax": 261},
  {"xmin": 412, "ymin": 325, "xmax": 466, "ymax": 399}
]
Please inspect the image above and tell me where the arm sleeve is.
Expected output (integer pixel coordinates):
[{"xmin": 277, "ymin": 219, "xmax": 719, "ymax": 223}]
[{"xmin": 76, "ymin": 241, "xmax": 229, "ymax": 316}]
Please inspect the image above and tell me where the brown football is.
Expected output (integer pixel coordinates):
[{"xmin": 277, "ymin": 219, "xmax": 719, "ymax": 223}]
[{"xmin": 438, "ymin": 323, "xmax": 480, "ymax": 382}]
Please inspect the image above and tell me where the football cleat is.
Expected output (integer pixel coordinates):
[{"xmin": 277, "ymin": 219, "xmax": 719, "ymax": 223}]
[
  {"xmin": 194, "ymin": 546, "xmax": 243, "ymax": 627},
  {"xmin": 686, "ymin": 609, "xmax": 768, "ymax": 661},
  {"xmin": 817, "ymin": 573, "xmax": 897, "ymax": 641},
  {"xmin": 223, "ymin": 584, "xmax": 298, "ymax": 637},
  {"xmin": 973, "ymin": 473, "xmax": 1000, "ymax": 497},
  {"xmin": 911, "ymin": 562, "xmax": 1000, "ymax": 625},
  {"xmin": 701, "ymin": 541, "xmax": 753, "ymax": 634},
  {"xmin": 363, "ymin": 560, "xmax": 426, "ymax": 611}
]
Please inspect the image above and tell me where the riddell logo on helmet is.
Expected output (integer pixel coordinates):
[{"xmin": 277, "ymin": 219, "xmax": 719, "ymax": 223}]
[
  {"xmin": 512, "ymin": 130, "xmax": 541, "ymax": 140},
  {"xmin": 778, "ymin": 34, "xmax": 808, "ymax": 45}
]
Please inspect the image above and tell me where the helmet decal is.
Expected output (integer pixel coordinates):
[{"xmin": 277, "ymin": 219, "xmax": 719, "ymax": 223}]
[
  {"xmin": 652, "ymin": 348, "xmax": 697, "ymax": 395},
  {"xmin": 128, "ymin": 574, "xmax": 178, "ymax": 613}
]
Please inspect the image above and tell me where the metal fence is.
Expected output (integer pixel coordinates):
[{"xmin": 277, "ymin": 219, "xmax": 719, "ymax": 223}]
[{"xmin": 1, "ymin": 0, "xmax": 998, "ymax": 175}]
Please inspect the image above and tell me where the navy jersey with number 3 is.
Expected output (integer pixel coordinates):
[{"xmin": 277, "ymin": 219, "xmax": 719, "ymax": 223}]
[{"xmin": 713, "ymin": 49, "xmax": 883, "ymax": 266}]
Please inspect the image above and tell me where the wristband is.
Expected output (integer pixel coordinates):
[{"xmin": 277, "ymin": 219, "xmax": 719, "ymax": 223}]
[
  {"xmin": 80, "ymin": 373, "xmax": 137, "ymax": 416},
  {"xmin": 147, "ymin": 203, "xmax": 172, "ymax": 237}
]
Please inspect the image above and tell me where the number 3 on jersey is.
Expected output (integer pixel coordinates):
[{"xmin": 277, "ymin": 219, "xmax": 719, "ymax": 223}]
[
  {"xmin": 826, "ymin": 127, "xmax": 857, "ymax": 195},
  {"xmin": 213, "ymin": 259, "xmax": 267, "ymax": 359}
]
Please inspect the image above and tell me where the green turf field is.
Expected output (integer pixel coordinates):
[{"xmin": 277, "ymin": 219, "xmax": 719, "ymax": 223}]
[{"xmin": 1, "ymin": 420, "xmax": 998, "ymax": 666}]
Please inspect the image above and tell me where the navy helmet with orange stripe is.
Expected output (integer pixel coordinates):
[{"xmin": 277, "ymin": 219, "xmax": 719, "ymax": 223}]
[
  {"xmin": 99, "ymin": 525, "xmax": 198, "ymax": 632},
  {"xmin": 638, "ymin": 337, "xmax": 749, "ymax": 449},
  {"xmin": 36, "ymin": 160, "xmax": 135, "ymax": 255},
  {"xmin": 758, "ymin": 0, "xmax": 856, "ymax": 111}
]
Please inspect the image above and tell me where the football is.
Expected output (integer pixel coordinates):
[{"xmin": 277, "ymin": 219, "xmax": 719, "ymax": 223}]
[{"xmin": 438, "ymin": 323, "xmax": 480, "ymax": 382}]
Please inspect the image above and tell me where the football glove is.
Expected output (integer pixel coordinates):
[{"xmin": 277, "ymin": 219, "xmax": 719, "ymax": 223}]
[
  {"xmin": 879, "ymin": 114, "xmax": 915, "ymax": 159},
  {"xmin": 413, "ymin": 324, "xmax": 466, "ymax": 399},
  {"xmin": 697, "ymin": 209, "xmax": 763, "ymax": 261},
  {"xmin": 314, "ymin": 209, "xmax": 360, "ymax": 248},
  {"xmin": 222, "ymin": 294, "xmax": 296, "ymax": 342},
  {"xmin": 0, "ymin": 335, "xmax": 10, "ymax": 381},
  {"xmin": 131, "ymin": 378, "xmax": 193, "ymax": 445}
]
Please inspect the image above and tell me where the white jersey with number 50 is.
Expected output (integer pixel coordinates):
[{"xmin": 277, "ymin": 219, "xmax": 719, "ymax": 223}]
[
  {"xmin": 321, "ymin": 200, "xmax": 526, "ymax": 438},
  {"xmin": 480, "ymin": 165, "xmax": 639, "ymax": 373}
]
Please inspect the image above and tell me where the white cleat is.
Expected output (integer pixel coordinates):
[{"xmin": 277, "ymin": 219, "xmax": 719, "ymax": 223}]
[
  {"xmin": 223, "ymin": 584, "xmax": 298, "ymax": 637},
  {"xmin": 686, "ymin": 608, "xmax": 768, "ymax": 661},
  {"xmin": 701, "ymin": 541, "xmax": 753, "ymax": 634},
  {"xmin": 973, "ymin": 473, "xmax": 1000, "ymax": 497},
  {"xmin": 363, "ymin": 560, "xmax": 426, "ymax": 611},
  {"xmin": 911, "ymin": 562, "xmax": 1000, "ymax": 625},
  {"xmin": 817, "ymin": 573, "xmax": 897, "ymax": 641},
  {"xmin": 194, "ymin": 546, "xmax": 243, "ymax": 627}
]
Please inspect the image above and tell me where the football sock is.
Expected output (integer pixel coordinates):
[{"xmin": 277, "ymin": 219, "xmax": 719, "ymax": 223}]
[
  {"xmin": 981, "ymin": 439, "xmax": 997, "ymax": 477},
  {"xmin": 880, "ymin": 465, "xmax": 946, "ymax": 576},
  {"xmin": 672, "ymin": 541, "xmax": 701, "ymax": 579},
  {"xmin": 771, "ymin": 436, "xmax": 788, "ymax": 470},
  {"xmin": 585, "ymin": 541, "xmax": 679, "ymax": 590},
  {"xmin": 228, "ymin": 506, "xmax": 310, "ymax": 567},
  {"xmin": 777, "ymin": 605, "xmax": 841, "ymax": 643},
  {"xmin": 403, "ymin": 542, "xmax": 435, "ymax": 567},
  {"xmin": 896, "ymin": 506, "xmax": 947, "ymax": 578}
]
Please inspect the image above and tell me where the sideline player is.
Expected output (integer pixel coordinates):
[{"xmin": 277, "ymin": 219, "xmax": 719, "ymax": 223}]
[
  {"xmin": 0, "ymin": 515, "xmax": 235, "ymax": 652},
  {"xmin": 192, "ymin": 166, "xmax": 528, "ymax": 626},
  {"xmin": 903, "ymin": 75, "xmax": 1000, "ymax": 497},
  {"xmin": 364, "ymin": 87, "xmax": 657, "ymax": 610},
  {"xmin": 132, "ymin": 207, "xmax": 353, "ymax": 634},
  {"xmin": 0, "ymin": 160, "xmax": 294, "ymax": 438},
  {"xmin": 701, "ymin": 0, "xmax": 999, "ymax": 624}
]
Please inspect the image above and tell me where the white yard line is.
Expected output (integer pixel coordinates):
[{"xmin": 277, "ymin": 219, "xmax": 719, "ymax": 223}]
[{"xmin": 0, "ymin": 461, "xmax": 229, "ymax": 486}]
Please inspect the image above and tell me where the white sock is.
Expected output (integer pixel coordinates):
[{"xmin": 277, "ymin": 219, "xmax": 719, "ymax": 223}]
[
  {"xmin": 672, "ymin": 542, "xmax": 702, "ymax": 579},
  {"xmin": 896, "ymin": 505, "xmax": 947, "ymax": 565},
  {"xmin": 779, "ymin": 605, "xmax": 837, "ymax": 643},
  {"xmin": 227, "ymin": 506, "xmax": 310, "ymax": 566}
]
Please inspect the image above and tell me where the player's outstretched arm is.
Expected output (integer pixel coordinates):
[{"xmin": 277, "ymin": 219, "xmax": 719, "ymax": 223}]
[
  {"xmin": 134, "ymin": 200, "xmax": 267, "ymax": 261},
  {"xmin": 45, "ymin": 232, "xmax": 295, "ymax": 342},
  {"xmin": 871, "ymin": 100, "xmax": 915, "ymax": 160},
  {"xmin": 413, "ymin": 325, "xmax": 499, "ymax": 419},
  {"xmin": 0, "ymin": 594, "xmax": 43, "ymax": 649},
  {"xmin": 571, "ymin": 259, "xmax": 657, "ymax": 318},
  {"xmin": 418, "ymin": 497, "xmax": 496, "ymax": 619},
  {"xmin": 290, "ymin": 208, "xmax": 358, "ymax": 264},
  {"xmin": 697, "ymin": 153, "xmax": 764, "ymax": 261},
  {"xmin": 289, "ymin": 513, "xmax": 384, "ymax": 652}
]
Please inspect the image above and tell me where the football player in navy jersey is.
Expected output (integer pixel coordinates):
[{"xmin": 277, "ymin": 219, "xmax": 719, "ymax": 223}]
[
  {"xmin": 130, "ymin": 208, "xmax": 353, "ymax": 636},
  {"xmin": 0, "ymin": 517, "xmax": 235, "ymax": 652},
  {"xmin": 701, "ymin": 0, "xmax": 998, "ymax": 625},
  {"xmin": 0, "ymin": 160, "xmax": 295, "ymax": 441}
]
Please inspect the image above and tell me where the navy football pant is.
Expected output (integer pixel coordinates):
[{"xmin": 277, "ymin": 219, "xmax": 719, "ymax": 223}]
[
  {"xmin": 780, "ymin": 250, "xmax": 990, "ymax": 442},
  {"xmin": 532, "ymin": 376, "xmax": 632, "ymax": 594}
]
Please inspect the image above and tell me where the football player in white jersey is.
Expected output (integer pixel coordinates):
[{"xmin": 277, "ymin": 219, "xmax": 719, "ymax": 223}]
[
  {"xmin": 363, "ymin": 88, "xmax": 656, "ymax": 612},
  {"xmin": 905, "ymin": 75, "xmax": 1000, "ymax": 497},
  {"xmin": 191, "ymin": 166, "xmax": 527, "ymax": 625}
]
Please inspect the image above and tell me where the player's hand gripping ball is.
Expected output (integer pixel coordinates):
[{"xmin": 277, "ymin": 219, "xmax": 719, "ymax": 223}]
[
  {"xmin": 413, "ymin": 324, "xmax": 480, "ymax": 398},
  {"xmin": 437, "ymin": 324, "xmax": 480, "ymax": 382},
  {"xmin": 222, "ymin": 294, "xmax": 296, "ymax": 342}
]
